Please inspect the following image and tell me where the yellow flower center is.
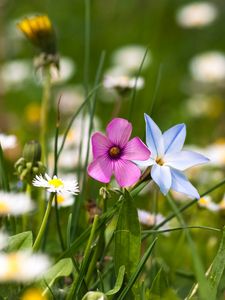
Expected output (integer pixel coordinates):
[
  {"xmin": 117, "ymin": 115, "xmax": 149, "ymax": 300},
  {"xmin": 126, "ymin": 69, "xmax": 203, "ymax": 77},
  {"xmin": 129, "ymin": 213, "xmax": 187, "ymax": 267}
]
[
  {"xmin": 21, "ymin": 288, "xmax": 47, "ymax": 300},
  {"xmin": 109, "ymin": 146, "xmax": 121, "ymax": 158},
  {"xmin": 56, "ymin": 195, "xmax": 65, "ymax": 204},
  {"xmin": 5, "ymin": 254, "xmax": 20, "ymax": 279},
  {"xmin": 0, "ymin": 201, "xmax": 9, "ymax": 214},
  {"xmin": 199, "ymin": 197, "xmax": 208, "ymax": 205},
  {"xmin": 48, "ymin": 178, "xmax": 64, "ymax": 188},
  {"xmin": 156, "ymin": 157, "xmax": 164, "ymax": 166}
]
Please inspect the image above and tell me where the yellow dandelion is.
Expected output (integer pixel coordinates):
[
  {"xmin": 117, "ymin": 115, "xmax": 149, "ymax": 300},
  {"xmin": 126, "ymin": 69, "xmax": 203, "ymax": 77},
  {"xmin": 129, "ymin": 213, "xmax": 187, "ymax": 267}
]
[{"xmin": 17, "ymin": 15, "xmax": 56, "ymax": 55}]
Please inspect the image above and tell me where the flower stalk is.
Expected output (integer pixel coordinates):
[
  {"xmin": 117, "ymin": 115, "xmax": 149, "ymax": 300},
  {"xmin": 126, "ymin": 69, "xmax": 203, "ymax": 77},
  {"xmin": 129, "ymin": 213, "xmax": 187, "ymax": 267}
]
[{"xmin": 33, "ymin": 192, "xmax": 54, "ymax": 251}]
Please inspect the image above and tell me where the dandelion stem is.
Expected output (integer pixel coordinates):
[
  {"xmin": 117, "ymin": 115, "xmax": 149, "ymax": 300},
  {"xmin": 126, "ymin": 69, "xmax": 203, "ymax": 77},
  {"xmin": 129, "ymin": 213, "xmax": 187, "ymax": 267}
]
[
  {"xmin": 33, "ymin": 192, "xmax": 54, "ymax": 251},
  {"xmin": 40, "ymin": 65, "xmax": 51, "ymax": 165}
]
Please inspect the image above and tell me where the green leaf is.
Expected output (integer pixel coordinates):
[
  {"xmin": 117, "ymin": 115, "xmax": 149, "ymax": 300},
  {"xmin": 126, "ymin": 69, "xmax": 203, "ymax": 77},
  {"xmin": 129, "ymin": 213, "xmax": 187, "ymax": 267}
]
[
  {"xmin": 7, "ymin": 231, "xmax": 33, "ymax": 251},
  {"xmin": 0, "ymin": 143, "xmax": 10, "ymax": 191},
  {"xmin": 150, "ymin": 267, "xmax": 169, "ymax": 296},
  {"xmin": 207, "ymin": 227, "xmax": 225, "ymax": 298},
  {"xmin": 118, "ymin": 238, "xmax": 157, "ymax": 300},
  {"xmin": 40, "ymin": 258, "xmax": 73, "ymax": 295},
  {"xmin": 114, "ymin": 189, "xmax": 141, "ymax": 278},
  {"xmin": 106, "ymin": 265, "xmax": 125, "ymax": 296}
]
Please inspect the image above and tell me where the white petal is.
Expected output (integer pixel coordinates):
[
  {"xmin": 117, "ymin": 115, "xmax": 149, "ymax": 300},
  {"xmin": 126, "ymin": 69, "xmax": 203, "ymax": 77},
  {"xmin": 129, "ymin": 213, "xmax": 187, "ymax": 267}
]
[
  {"xmin": 144, "ymin": 114, "xmax": 164, "ymax": 158},
  {"xmin": 151, "ymin": 164, "xmax": 172, "ymax": 195},
  {"xmin": 165, "ymin": 150, "xmax": 209, "ymax": 170},
  {"xmin": 163, "ymin": 124, "xmax": 186, "ymax": 155},
  {"xmin": 133, "ymin": 157, "xmax": 155, "ymax": 167},
  {"xmin": 171, "ymin": 169, "xmax": 200, "ymax": 199}
]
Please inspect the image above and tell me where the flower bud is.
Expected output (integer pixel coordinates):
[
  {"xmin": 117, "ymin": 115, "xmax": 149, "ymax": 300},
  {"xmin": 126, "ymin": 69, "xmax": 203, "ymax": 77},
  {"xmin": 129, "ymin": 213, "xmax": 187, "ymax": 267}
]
[
  {"xmin": 23, "ymin": 140, "xmax": 41, "ymax": 165},
  {"xmin": 82, "ymin": 291, "xmax": 107, "ymax": 300}
]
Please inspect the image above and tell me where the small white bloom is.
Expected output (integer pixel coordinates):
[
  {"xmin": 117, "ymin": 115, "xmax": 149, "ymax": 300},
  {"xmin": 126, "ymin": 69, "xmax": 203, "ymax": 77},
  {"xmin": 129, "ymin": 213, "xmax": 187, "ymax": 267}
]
[
  {"xmin": 190, "ymin": 51, "xmax": 225, "ymax": 83},
  {"xmin": 0, "ymin": 232, "xmax": 8, "ymax": 250},
  {"xmin": 1, "ymin": 60, "xmax": 31, "ymax": 89},
  {"xmin": 103, "ymin": 75, "xmax": 144, "ymax": 91},
  {"xmin": 198, "ymin": 196, "xmax": 219, "ymax": 211},
  {"xmin": 219, "ymin": 195, "xmax": 225, "ymax": 210},
  {"xmin": 0, "ymin": 252, "xmax": 50, "ymax": 282},
  {"xmin": 0, "ymin": 192, "xmax": 34, "ymax": 216},
  {"xmin": 204, "ymin": 140, "xmax": 225, "ymax": 166},
  {"xmin": 50, "ymin": 57, "xmax": 76, "ymax": 84},
  {"xmin": 185, "ymin": 94, "xmax": 223, "ymax": 118},
  {"xmin": 0, "ymin": 133, "xmax": 17, "ymax": 150},
  {"xmin": 176, "ymin": 2, "xmax": 218, "ymax": 28},
  {"xmin": 32, "ymin": 173, "xmax": 79, "ymax": 195},
  {"xmin": 138, "ymin": 209, "xmax": 170, "ymax": 234},
  {"xmin": 50, "ymin": 193, "xmax": 75, "ymax": 208},
  {"xmin": 112, "ymin": 45, "xmax": 151, "ymax": 72}
]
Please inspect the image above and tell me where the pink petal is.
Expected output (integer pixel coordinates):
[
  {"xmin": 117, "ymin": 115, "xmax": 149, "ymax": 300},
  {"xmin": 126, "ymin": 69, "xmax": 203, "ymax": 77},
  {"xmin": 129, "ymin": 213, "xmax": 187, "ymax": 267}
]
[
  {"xmin": 106, "ymin": 118, "xmax": 132, "ymax": 147},
  {"xmin": 87, "ymin": 156, "xmax": 113, "ymax": 183},
  {"xmin": 122, "ymin": 137, "xmax": 151, "ymax": 160},
  {"xmin": 114, "ymin": 159, "xmax": 141, "ymax": 187},
  {"xmin": 91, "ymin": 132, "xmax": 112, "ymax": 159}
]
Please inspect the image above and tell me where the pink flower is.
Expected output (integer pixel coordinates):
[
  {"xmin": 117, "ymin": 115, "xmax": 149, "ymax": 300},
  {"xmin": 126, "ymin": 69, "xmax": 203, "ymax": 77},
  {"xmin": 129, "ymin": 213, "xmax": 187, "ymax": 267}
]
[{"xmin": 87, "ymin": 118, "xmax": 151, "ymax": 187}]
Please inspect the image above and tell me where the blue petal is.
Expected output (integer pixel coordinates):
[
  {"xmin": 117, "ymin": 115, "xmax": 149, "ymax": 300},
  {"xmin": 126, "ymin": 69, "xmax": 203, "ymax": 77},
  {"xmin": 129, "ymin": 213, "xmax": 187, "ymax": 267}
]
[
  {"xmin": 163, "ymin": 124, "xmax": 186, "ymax": 155},
  {"xmin": 171, "ymin": 169, "xmax": 200, "ymax": 199},
  {"xmin": 165, "ymin": 151, "xmax": 209, "ymax": 170},
  {"xmin": 151, "ymin": 164, "xmax": 172, "ymax": 195},
  {"xmin": 144, "ymin": 113, "xmax": 164, "ymax": 158}
]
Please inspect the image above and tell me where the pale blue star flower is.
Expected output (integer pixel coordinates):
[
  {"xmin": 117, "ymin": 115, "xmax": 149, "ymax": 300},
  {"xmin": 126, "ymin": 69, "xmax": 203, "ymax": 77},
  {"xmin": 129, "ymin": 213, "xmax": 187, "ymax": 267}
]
[{"xmin": 136, "ymin": 114, "xmax": 209, "ymax": 199}]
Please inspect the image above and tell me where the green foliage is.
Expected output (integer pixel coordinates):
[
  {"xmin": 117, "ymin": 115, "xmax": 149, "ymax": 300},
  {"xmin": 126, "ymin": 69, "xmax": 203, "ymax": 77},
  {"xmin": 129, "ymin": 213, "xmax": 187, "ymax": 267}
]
[
  {"xmin": 114, "ymin": 189, "xmax": 141, "ymax": 278},
  {"xmin": 40, "ymin": 258, "xmax": 73, "ymax": 296},
  {"xmin": 7, "ymin": 231, "xmax": 33, "ymax": 251}
]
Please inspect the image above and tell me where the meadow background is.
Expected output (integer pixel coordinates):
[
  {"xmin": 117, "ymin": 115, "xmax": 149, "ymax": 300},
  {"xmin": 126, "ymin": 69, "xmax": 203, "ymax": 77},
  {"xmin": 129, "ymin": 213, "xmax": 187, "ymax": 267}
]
[{"xmin": 0, "ymin": 0, "xmax": 225, "ymax": 299}]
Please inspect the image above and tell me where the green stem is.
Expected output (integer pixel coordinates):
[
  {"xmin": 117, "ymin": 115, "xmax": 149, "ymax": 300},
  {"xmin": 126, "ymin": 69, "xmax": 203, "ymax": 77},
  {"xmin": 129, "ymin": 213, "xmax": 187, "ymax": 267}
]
[
  {"xmin": 40, "ymin": 66, "xmax": 51, "ymax": 165},
  {"xmin": 22, "ymin": 184, "xmax": 32, "ymax": 231},
  {"xmin": 33, "ymin": 193, "xmax": 54, "ymax": 251}
]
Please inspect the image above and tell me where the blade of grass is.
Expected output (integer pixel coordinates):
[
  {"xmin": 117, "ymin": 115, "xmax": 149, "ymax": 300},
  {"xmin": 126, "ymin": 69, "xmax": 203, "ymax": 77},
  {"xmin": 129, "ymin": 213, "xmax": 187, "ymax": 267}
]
[
  {"xmin": 166, "ymin": 194, "xmax": 214, "ymax": 300},
  {"xmin": 0, "ymin": 143, "xmax": 10, "ymax": 191},
  {"xmin": 128, "ymin": 46, "xmax": 149, "ymax": 121},
  {"xmin": 71, "ymin": 51, "xmax": 105, "ymax": 239},
  {"xmin": 118, "ymin": 238, "xmax": 157, "ymax": 300}
]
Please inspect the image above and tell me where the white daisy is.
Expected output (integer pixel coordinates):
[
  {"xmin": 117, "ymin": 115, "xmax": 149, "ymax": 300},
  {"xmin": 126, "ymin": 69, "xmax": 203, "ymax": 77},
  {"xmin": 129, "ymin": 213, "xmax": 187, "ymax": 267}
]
[
  {"xmin": 0, "ymin": 252, "xmax": 50, "ymax": 282},
  {"xmin": 32, "ymin": 173, "xmax": 79, "ymax": 195},
  {"xmin": 219, "ymin": 195, "xmax": 225, "ymax": 210},
  {"xmin": 111, "ymin": 45, "xmax": 151, "ymax": 72},
  {"xmin": 103, "ymin": 75, "xmax": 144, "ymax": 91},
  {"xmin": 50, "ymin": 193, "xmax": 75, "ymax": 208},
  {"xmin": 176, "ymin": 2, "xmax": 218, "ymax": 28},
  {"xmin": 0, "ymin": 133, "xmax": 17, "ymax": 150},
  {"xmin": 0, "ymin": 192, "xmax": 34, "ymax": 216},
  {"xmin": 138, "ymin": 209, "xmax": 170, "ymax": 234},
  {"xmin": 190, "ymin": 51, "xmax": 225, "ymax": 83},
  {"xmin": 198, "ymin": 196, "xmax": 219, "ymax": 211}
]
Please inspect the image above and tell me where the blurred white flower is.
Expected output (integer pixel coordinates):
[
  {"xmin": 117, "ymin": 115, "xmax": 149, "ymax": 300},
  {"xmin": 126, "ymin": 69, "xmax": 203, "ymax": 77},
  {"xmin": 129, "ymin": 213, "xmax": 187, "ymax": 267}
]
[
  {"xmin": 0, "ymin": 192, "xmax": 34, "ymax": 216},
  {"xmin": 0, "ymin": 232, "xmax": 8, "ymax": 250},
  {"xmin": 0, "ymin": 252, "xmax": 50, "ymax": 282},
  {"xmin": 51, "ymin": 193, "xmax": 75, "ymax": 208},
  {"xmin": 1, "ymin": 59, "xmax": 31, "ymax": 89},
  {"xmin": 185, "ymin": 94, "xmax": 224, "ymax": 118},
  {"xmin": 204, "ymin": 140, "xmax": 225, "ymax": 166},
  {"xmin": 56, "ymin": 114, "xmax": 101, "ymax": 169},
  {"xmin": 111, "ymin": 45, "xmax": 151, "ymax": 72},
  {"xmin": 190, "ymin": 51, "xmax": 225, "ymax": 83},
  {"xmin": 32, "ymin": 173, "xmax": 79, "ymax": 195},
  {"xmin": 138, "ymin": 209, "xmax": 170, "ymax": 234},
  {"xmin": 103, "ymin": 75, "xmax": 144, "ymax": 92},
  {"xmin": 198, "ymin": 196, "xmax": 219, "ymax": 211},
  {"xmin": 176, "ymin": 2, "xmax": 218, "ymax": 28},
  {"xmin": 50, "ymin": 57, "xmax": 76, "ymax": 84},
  {"xmin": 219, "ymin": 194, "xmax": 225, "ymax": 210},
  {"xmin": 0, "ymin": 133, "xmax": 17, "ymax": 150},
  {"xmin": 55, "ymin": 85, "xmax": 84, "ymax": 115}
]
